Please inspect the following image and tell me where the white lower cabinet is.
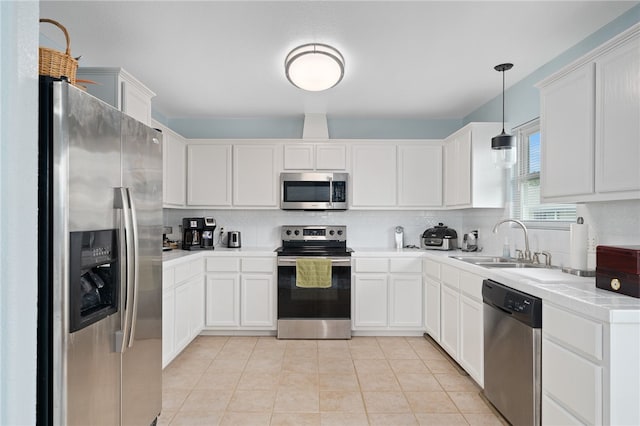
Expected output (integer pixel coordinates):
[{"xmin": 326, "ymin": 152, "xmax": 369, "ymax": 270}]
[
  {"xmin": 204, "ymin": 255, "xmax": 276, "ymax": 330},
  {"xmin": 205, "ymin": 274, "xmax": 239, "ymax": 327},
  {"xmin": 353, "ymin": 274, "xmax": 388, "ymax": 327},
  {"xmin": 424, "ymin": 277, "xmax": 441, "ymax": 341},
  {"xmin": 162, "ymin": 257, "xmax": 204, "ymax": 368},
  {"xmin": 353, "ymin": 256, "xmax": 422, "ymax": 331},
  {"xmin": 440, "ymin": 283, "xmax": 459, "ymax": 357},
  {"xmin": 424, "ymin": 258, "xmax": 485, "ymax": 387},
  {"xmin": 459, "ymin": 293, "xmax": 483, "ymax": 386}
]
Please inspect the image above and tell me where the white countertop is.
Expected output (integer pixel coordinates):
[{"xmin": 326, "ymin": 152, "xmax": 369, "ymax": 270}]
[
  {"xmin": 162, "ymin": 246, "xmax": 276, "ymax": 266},
  {"xmin": 164, "ymin": 246, "xmax": 640, "ymax": 323}
]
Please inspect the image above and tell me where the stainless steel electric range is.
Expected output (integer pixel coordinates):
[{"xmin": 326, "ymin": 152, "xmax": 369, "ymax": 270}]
[{"xmin": 276, "ymin": 225, "xmax": 352, "ymax": 339}]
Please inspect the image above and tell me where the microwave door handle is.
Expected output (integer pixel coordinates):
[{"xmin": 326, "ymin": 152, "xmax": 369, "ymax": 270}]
[{"xmin": 328, "ymin": 178, "xmax": 333, "ymax": 207}]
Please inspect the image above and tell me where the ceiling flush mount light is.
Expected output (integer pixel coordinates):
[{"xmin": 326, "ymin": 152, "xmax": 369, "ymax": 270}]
[
  {"xmin": 285, "ymin": 43, "xmax": 345, "ymax": 92},
  {"xmin": 491, "ymin": 63, "xmax": 516, "ymax": 169}
]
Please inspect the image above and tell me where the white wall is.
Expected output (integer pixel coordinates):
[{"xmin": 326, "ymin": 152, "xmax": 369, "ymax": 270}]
[{"xmin": 0, "ymin": 1, "xmax": 39, "ymax": 424}]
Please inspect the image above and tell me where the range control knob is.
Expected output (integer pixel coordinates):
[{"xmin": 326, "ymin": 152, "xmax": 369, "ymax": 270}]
[
  {"xmin": 285, "ymin": 230, "xmax": 292, "ymax": 236},
  {"xmin": 294, "ymin": 230, "xmax": 300, "ymax": 236},
  {"xmin": 337, "ymin": 230, "xmax": 343, "ymax": 236},
  {"xmin": 329, "ymin": 230, "xmax": 335, "ymax": 236}
]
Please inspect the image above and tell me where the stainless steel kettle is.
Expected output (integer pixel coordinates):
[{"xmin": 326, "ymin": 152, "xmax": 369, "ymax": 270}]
[{"xmin": 227, "ymin": 231, "xmax": 241, "ymax": 248}]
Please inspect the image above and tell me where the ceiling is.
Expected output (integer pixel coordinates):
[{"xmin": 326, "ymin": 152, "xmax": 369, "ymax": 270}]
[{"xmin": 40, "ymin": 1, "xmax": 637, "ymax": 120}]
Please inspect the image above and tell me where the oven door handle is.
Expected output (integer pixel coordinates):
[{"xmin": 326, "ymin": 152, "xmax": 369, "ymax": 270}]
[{"xmin": 277, "ymin": 256, "xmax": 352, "ymax": 266}]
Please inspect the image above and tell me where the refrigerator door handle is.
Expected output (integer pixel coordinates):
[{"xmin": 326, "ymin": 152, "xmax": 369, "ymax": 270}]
[
  {"xmin": 126, "ymin": 187, "xmax": 140, "ymax": 348},
  {"xmin": 114, "ymin": 187, "xmax": 134, "ymax": 353}
]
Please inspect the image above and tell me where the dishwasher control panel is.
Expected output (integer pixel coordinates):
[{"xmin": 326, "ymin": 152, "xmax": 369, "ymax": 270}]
[{"xmin": 482, "ymin": 279, "xmax": 542, "ymax": 328}]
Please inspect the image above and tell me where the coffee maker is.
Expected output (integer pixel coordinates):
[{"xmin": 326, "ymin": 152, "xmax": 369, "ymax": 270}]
[{"xmin": 182, "ymin": 217, "xmax": 216, "ymax": 250}]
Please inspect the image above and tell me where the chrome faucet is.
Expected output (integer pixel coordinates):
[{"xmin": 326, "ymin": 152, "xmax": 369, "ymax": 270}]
[{"xmin": 493, "ymin": 219, "xmax": 532, "ymax": 262}]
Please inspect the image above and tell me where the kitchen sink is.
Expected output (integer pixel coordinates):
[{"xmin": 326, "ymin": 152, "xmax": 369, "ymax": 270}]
[{"xmin": 450, "ymin": 256, "xmax": 548, "ymax": 269}]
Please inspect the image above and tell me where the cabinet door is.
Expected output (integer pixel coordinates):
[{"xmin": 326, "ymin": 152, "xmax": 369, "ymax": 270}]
[
  {"xmin": 189, "ymin": 276, "xmax": 205, "ymax": 337},
  {"xmin": 283, "ymin": 144, "xmax": 314, "ymax": 170},
  {"xmin": 440, "ymin": 284, "xmax": 459, "ymax": 358},
  {"xmin": 240, "ymin": 274, "xmax": 274, "ymax": 327},
  {"xmin": 316, "ymin": 144, "xmax": 347, "ymax": 170},
  {"xmin": 424, "ymin": 277, "xmax": 441, "ymax": 342},
  {"xmin": 595, "ymin": 36, "xmax": 640, "ymax": 194},
  {"xmin": 459, "ymin": 294, "xmax": 483, "ymax": 387},
  {"xmin": 163, "ymin": 131, "xmax": 186, "ymax": 206},
  {"xmin": 398, "ymin": 144, "xmax": 443, "ymax": 207},
  {"xmin": 162, "ymin": 290, "xmax": 175, "ymax": 368},
  {"xmin": 541, "ymin": 63, "xmax": 595, "ymax": 200},
  {"xmin": 187, "ymin": 144, "xmax": 232, "ymax": 206},
  {"xmin": 121, "ymin": 78, "xmax": 151, "ymax": 125},
  {"xmin": 389, "ymin": 274, "xmax": 423, "ymax": 328},
  {"xmin": 233, "ymin": 144, "xmax": 279, "ymax": 207},
  {"xmin": 353, "ymin": 274, "xmax": 388, "ymax": 327},
  {"xmin": 351, "ymin": 144, "xmax": 397, "ymax": 207},
  {"xmin": 205, "ymin": 274, "xmax": 239, "ymax": 327},
  {"xmin": 445, "ymin": 131, "xmax": 471, "ymax": 207},
  {"xmin": 174, "ymin": 283, "xmax": 192, "ymax": 353}
]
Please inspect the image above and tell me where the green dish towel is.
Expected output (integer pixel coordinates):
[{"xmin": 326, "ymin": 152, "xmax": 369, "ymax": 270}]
[{"xmin": 296, "ymin": 258, "xmax": 332, "ymax": 288}]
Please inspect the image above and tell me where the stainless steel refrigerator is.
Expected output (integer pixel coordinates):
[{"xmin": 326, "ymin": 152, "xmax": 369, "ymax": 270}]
[{"xmin": 37, "ymin": 77, "xmax": 162, "ymax": 425}]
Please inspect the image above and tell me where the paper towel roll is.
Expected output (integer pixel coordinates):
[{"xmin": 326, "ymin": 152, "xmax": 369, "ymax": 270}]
[{"xmin": 569, "ymin": 219, "xmax": 588, "ymax": 270}]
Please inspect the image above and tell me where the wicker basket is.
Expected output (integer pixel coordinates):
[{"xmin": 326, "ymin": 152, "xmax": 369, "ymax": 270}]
[{"xmin": 39, "ymin": 19, "xmax": 78, "ymax": 84}]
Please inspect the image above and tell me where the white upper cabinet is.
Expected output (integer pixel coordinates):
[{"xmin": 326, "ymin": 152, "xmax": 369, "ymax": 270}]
[
  {"xmin": 444, "ymin": 123, "xmax": 503, "ymax": 209},
  {"xmin": 316, "ymin": 144, "xmax": 347, "ymax": 170},
  {"xmin": 283, "ymin": 143, "xmax": 346, "ymax": 170},
  {"xmin": 76, "ymin": 67, "xmax": 155, "ymax": 125},
  {"xmin": 398, "ymin": 144, "xmax": 443, "ymax": 207},
  {"xmin": 187, "ymin": 143, "xmax": 232, "ymax": 207},
  {"xmin": 233, "ymin": 144, "xmax": 280, "ymax": 207},
  {"xmin": 351, "ymin": 141, "xmax": 444, "ymax": 209},
  {"xmin": 540, "ymin": 63, "xmax": 596, "ymax": 199},
  {"xmin": 595, "ymin": 34, "xmax": 640, "ymax": 195},
  {"xmin": 538, "ymin": 25, "xmax": 640, "ymax": 202},
  {"xmin": 351, "ymin": 144, "xmax": 397, "ymax": 207},
  {"xmin": 153, "ymin": 121, "xmax": 186, "ymax": 207}
]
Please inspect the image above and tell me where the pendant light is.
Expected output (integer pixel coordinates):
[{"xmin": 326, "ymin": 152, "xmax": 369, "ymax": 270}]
[
  {"xmin": 491, "ymin": 63, "xmax": 516, "ymax": 169},
  {"xmin": 285, "ymin": 43, "xmax": 345, "ymax": 92}
]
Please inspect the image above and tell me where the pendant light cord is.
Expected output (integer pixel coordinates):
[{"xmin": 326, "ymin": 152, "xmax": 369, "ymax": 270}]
[{"xmin": 501, "ymin": 70, "xmax": 505, "ymax": 133}]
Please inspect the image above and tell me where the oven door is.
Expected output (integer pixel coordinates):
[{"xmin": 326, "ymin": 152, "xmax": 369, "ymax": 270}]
[{"xmin": 277, "ymin": 256, "xmax": 351, "ymax": 319}]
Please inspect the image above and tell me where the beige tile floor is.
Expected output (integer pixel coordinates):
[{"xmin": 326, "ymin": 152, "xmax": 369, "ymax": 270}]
[{"xmin": 159, "ymin": 336, "xmax": 507, "ymax": 426}]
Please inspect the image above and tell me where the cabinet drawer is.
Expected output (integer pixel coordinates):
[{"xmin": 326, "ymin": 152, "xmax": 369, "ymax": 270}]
[
  {"xmin": 206, "ymin": 257, "xmax": 240, "ymax": 272},
  {"xmin": 390, "ymin": 257, "xmax": 422, "ymax": 273},
  {"xmin": 174, "ymin": 258, "xmax": 202, "ymax": 283},
  {"xmin": 542, "ymin": 394, "xmax": 584, "ymax": 426},
  {"xmin": 542, "ymin": 338, "xmax": 602, "ymax": 425},
  {"xmin": 241, "ymin": 257, "xmax": 275, "ymax": 273},
  {"xmin": 459, "ymin": 271, "xmax": 483, "ymax": 301},
  {"xmin": 163, "ymin": 267, "xmax": 175, "ymax": 290},
  {"xmin": 423, "ymin": 259, "xmax": 441, "ymax": 280},
  {"xmin": 543, "ymin": 304, "xmax": 602, "ymax": 360},
  {"xmin": 441, "ymin": 264, "xmax": 459, "ymax": 289},
  {"xmin": 354, "ymin": 258, "xmax": 388, "ymax": 273}
]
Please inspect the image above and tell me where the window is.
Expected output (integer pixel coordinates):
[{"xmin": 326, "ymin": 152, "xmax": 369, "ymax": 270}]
[{"xmin": 510, "ymin": 119, "xmax": 576, "ymax": 226}]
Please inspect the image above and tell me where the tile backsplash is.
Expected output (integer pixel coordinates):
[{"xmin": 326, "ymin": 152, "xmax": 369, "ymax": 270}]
[{"xmin": 164, "ymin": 199, "xmax": 640, "ymax": 268}]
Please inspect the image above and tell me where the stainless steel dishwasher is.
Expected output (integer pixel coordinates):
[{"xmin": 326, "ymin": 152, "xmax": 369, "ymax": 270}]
[{"xmin": 482, "ymin": 279, "xmax": 542, "ymax": 426}]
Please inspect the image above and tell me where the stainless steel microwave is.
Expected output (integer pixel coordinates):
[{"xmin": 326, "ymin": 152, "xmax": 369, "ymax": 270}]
[{"xmin": 280, "ymin": 172, "xmax": 348, "ymax": 210}]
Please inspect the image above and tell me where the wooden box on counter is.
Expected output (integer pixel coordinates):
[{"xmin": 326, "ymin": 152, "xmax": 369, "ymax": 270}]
[{"xmin": 596, "ymin": 245, "xmax": 640, "ymax": 298}]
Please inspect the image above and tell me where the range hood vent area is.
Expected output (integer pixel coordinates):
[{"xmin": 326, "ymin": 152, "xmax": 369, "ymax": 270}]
[{"xmin": 302, "ymin": 113, "xmax": 329, "ymax": 140}]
